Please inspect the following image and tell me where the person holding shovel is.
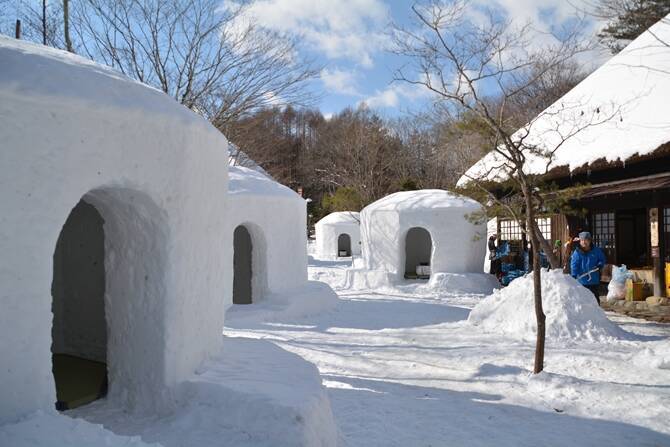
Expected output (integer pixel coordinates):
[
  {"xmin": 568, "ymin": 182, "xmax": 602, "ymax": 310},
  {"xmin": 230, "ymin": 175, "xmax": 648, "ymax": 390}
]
[{"xmin": 570, "ymin": 231, "xmax": 607, "ymax": 304}]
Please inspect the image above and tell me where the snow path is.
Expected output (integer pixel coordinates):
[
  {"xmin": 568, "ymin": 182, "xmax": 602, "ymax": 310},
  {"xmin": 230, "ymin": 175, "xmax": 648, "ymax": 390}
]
[{"xmin": 225, "ymin": 256, "xmax": 670, "ymax": 447}]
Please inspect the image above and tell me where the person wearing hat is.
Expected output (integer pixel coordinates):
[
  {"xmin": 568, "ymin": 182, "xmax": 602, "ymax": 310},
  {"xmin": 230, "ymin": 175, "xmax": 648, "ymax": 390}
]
[
  {"xmin": 570, "ymin": 231, "xmax": 607, "ymax": 304},
  {"xmin": 488, "ymin": 234, "xmax": 501, "ymax": 280}
]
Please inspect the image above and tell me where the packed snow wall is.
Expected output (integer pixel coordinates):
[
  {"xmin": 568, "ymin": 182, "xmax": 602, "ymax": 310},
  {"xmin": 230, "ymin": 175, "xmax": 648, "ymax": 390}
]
[
  {"xmin": 315, "ymin": 212, "xmax": 361, "ymax": 258},
  {"xmin": 226, "ymin": 166, "xmax": 308, "ymax": 306},
  {"xmin": 0, "ymin": 37, "xmax": 229, "ymax": 423},
  {"xmin": 359, "ymin": 190, "xmax": 486, "ymax": 281}
]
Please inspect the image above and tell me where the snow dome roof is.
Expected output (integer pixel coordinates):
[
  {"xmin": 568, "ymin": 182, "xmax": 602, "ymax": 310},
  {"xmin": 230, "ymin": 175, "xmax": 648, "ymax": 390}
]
[
  {"xmin": 458, "ymin": 15, "xmax": 670, "ymax": 186},
  {"xmin": 228, "ymin": 165, "xmax": 301, "ymax": 199},
  {"xmin": 228, "ymin": 146, "xmax": 272, "ymax": 177},
  {"xmin": 316, "ymin": 212, "xmax": 360, "ymax": 226},
  {"xmin": 0, "ymin": 36, "xmax": 204, "ymax": 125},
  {"xmin": 364, "ymin": 189, "xmax": 482, "ymax": 213}
]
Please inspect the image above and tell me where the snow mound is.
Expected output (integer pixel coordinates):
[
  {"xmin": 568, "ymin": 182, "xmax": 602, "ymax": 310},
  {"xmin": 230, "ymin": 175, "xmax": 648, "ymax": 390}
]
[
  {"xmin": 469, "ymin": 269, "xmax": 627, "ymax": 342},
  {"xmin": 633, "ymin": 342, "xmax": 670, "ymax": 370},
  {"xmin": 0, "ymin": 411, "xmax": 160, "ymax": 447},
  {"xmin": 69, "ymin": 338, "xmax": 339, "ymax": 447},
  {"xmin": 175, "ymin": 338, "xmax": 339, "ymax": 447},
  {"xmin": 343, "ymin": 270, "xmax": 498, "ymax": 297},
  {"xmin": 226, "ymin": 280, "xmax": 339, "ymax": 324},
  {"xmin": 423, "ymin": 272, "xmax": 500, "ymax": 295}
]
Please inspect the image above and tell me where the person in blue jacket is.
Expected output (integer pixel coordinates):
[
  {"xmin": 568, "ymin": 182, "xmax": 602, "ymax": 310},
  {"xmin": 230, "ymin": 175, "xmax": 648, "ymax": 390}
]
[{"xmin": 570, "ymin": 231, "xmax": 607, "ymax": 304}]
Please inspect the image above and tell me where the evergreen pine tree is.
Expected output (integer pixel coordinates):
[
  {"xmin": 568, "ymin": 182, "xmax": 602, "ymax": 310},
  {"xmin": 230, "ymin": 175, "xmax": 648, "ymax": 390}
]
[{"xmin": 598, "ymin": 0, "xmax": 670, "ymax": 53}]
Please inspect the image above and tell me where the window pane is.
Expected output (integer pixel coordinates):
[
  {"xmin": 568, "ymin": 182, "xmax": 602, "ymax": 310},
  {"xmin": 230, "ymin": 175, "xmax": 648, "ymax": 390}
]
[{"xmin": 593, "ymin": 212, "xmax": 615, "ymax": 250}]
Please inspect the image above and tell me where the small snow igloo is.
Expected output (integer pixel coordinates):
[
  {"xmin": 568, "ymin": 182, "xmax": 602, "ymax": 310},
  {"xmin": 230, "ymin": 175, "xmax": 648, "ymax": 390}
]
[
  {"xmin": 315, "ymin": 212, "xmax": 361, "ymax": 258},
  {"xmin": 0, "ymin": 37, "xmax": 228, "ymax": 422},
  {"xmin": 226, "ymin": 165, "xmax": 308, "ymax": 305},
  {"xmin": 345, "ymin": 190, "xmax": 487, "ymax": 289}
]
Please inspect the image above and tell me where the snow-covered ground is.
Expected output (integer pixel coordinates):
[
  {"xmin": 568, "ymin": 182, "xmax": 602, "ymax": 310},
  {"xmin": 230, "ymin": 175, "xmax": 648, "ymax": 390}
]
[
  {"xmin": 1, "ymin": 337, "xmax": 338, "ymax": 447},
  {"xmin": 225, "ymin": 248, "xmax": 670, "ymax": 447}
]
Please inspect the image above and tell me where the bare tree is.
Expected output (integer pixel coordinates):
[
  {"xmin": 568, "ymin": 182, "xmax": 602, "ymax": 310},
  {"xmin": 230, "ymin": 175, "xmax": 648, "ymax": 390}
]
[
  {"xmin": 63, "ymin": 0, "xmax": 72, "ymax": 51},
  {"xmin": 7, "ymin": 0, "xmax": 64, "ymax": 47},
  {"xmin": 68, "ymin": 0, "xmax": 318, "ymax": 123},
  {"xmin": 392, "ymin": 0, "xmax": 615, "ymax": 373},
  {"xmin": 316, "ymin": 106, "xmax": 406, "ymax": 205}
]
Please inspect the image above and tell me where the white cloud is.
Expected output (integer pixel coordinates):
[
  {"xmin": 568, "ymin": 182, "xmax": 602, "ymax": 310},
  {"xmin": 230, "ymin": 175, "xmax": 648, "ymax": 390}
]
[
  {"xmin": 225, "ymin": 0, "xmax": 390, "ymax": 67},
  {"xmin": 360, "ymin": 82, "xmax": 435, "ymax": 109},
  {"xmin": 321, "ymin": 68, "xmax": 361, "ymax": 96}
]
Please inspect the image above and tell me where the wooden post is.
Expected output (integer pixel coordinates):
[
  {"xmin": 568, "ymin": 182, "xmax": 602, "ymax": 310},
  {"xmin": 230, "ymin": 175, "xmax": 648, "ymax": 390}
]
[
  {"xmin": 650, "ymin": 208, "xmax": 662, "ymax": 296},
  {"xmin": 15, "ymin": 19, "xmax": 21, "ymax": 39}
]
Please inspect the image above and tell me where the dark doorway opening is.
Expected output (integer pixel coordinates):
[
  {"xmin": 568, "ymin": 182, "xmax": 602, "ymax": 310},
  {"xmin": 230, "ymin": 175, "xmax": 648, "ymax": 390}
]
[
  {"xmin": 233, "ymin": 225, "xmax": 253, "ymax": 304},
  {"xmin": 337, "ymin": 233, "xmax": 351, "ymax": 257},
  {"xmin": 616, "ymin": 208, "xmax": 648, "ymax": 268},
  {"xmin": 52, "ymin": 199, "xmax": 108, "ymax": 411},
  {"xmin": 404, "ymin": 227, "xmax": 432, "ymax": 279}
]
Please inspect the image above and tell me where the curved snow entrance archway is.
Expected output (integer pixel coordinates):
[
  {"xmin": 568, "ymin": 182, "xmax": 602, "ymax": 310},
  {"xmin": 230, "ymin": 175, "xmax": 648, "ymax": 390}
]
[
  {"xmin": 52, "ymin": 200, "xmax": 107, "ymax": 410},
  {"xmin": 233, "ymin": 225, "xmax": 253, "ymax": 304},
  {"xmin": 232, "ymin": 223, "xmax": 268, "ymax": 305},
  {"xmin": 337, "ymin": 233, "xmax": 351, "ymax": 257},
  {"xmin": 404, "ymin": 227, "xmax": 432, "ymax": 279},
  {"xmin": 51, "ymin": 188, "xmax": 168, "ymax": 411}
]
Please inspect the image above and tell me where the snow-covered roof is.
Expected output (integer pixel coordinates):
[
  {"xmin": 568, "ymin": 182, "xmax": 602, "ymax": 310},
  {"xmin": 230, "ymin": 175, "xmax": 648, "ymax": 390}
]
[
  {"xmin": 364, "ymin": 189, "xmax": 482, "ymax": 213},
  {"xmin": 458, "ymin": 15, "xmax": 670, "ymax": 187},
  {"xmin": 0, "ymin": 36, "xmax": 203, "ymax": 125},
  {"xmin": 315, "ymin": 212, "xmax": 360, "ymax": 226},
  {"xmin": 228, "ymin": 165, "xmax": 301, "ymax": 199}
]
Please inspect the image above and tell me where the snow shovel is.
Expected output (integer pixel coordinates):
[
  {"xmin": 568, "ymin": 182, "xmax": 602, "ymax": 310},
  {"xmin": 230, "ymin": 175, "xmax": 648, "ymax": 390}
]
[{"xmin": 576, "ymin": 267, "xmax": 600, "ymax": 282}]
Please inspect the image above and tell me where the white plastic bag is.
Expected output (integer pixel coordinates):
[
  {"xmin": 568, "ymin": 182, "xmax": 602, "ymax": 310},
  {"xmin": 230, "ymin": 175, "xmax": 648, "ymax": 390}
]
[{"xmin": 607, "ymin": 265, "xmax": 633, "ymax": 301}]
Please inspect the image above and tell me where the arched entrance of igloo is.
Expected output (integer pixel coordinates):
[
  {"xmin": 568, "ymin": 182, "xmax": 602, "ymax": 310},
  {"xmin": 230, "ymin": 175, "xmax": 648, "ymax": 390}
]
[
  {"xmin": 337, "ymin": 233, "xmax": 352, "ymax": 257},
  {"xmin": 233, "ymin": 225, "xmax": 253, "ymax": 304},
  {"xmin": 404, "ymin": 227, "xmax": 432, "ymax": 279},
  {"xmin": 52, "ymin": 199, "xmax": 107, "ymax": 410},
  {"xmin": 51, "ymin": 189, "xmax": 168, "ymax": 411}
]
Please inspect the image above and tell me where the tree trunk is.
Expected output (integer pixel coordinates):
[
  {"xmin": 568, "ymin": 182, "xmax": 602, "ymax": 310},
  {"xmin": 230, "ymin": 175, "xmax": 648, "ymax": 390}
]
[
  {"xmin": 42, "ymin": 0, "xmax": 47, "ymax": 45},
  {"xmin": 524, "ymin": 186, "xmax": 546, "ymax": 374},
  {"xmin": 63, "ymin": 0, "xmax": 73, "ymax": 52},
  {"xmin": 531, "ymin": 220, "xmax": 560, "ymax": 269}
]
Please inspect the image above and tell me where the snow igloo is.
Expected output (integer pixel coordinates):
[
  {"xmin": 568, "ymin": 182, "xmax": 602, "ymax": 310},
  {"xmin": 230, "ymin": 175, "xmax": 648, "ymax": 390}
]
[
  {"xmin": 0, "ymin": 37, "xmax": 230, "ymax": 422},
  {"xmin": 344, "ymin": 189, "xmax": 491, "ymax": 291},
  {"xmin": 315, "ymin": 212, "xmax": 361, "ymax": 258},
  {"xmin": 226, "ymin": 165, "xmax": 308, "ymax": 305}
]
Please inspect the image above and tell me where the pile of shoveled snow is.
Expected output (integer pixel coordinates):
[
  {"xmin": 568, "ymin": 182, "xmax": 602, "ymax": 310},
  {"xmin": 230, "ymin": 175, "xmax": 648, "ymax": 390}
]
[
  {"xmin": 0, "ymin": 411, "xmax": 159, "ymax": 447},
  {"xmin": 469, "ymin": 269, "xmax": 627, "ymax": 342},
  {"xmin": 633, "ymin": 341, "xmax": 670, "ymax": 370},
  {"xmin": 225, "ymin": 281, "xmax": 339, "ymax": 324}
]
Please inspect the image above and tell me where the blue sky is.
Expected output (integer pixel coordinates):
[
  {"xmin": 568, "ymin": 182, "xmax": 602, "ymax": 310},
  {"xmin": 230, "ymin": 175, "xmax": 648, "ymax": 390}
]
[{"xmin": 232, "ymin": 0, "xmax": 604, "ymax": 117}]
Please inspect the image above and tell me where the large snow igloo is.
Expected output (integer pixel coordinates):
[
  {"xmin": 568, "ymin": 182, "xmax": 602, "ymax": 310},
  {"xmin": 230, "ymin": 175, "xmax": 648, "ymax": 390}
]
[
  {"xmin": 226, "ymin": 165, "xmax": 309, "ymax": 305},
  {"xmin": 344, "ymin": 189, "xmax": 490, "ymax": 290},
  {"xmin": 0, "ymin": 37, "xmax": 229, "ymax": 422},
  {"xmin": 315, "ymin": 212, "xmax": 361, "ymax": 258}
]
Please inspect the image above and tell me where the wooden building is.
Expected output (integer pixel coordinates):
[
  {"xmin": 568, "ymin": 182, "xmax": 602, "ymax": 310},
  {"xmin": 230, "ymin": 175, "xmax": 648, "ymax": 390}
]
[
  {"xmin": 461, "ymin": 16, "xmax": 670, "ymax": 297},
  {"xmin": 497, "ymin": 145, "xmax": 670, "ymax": 296}
]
